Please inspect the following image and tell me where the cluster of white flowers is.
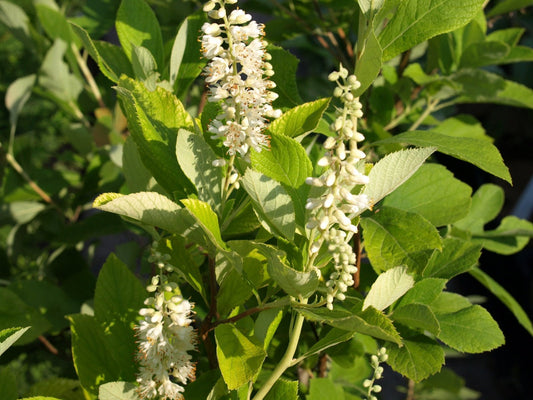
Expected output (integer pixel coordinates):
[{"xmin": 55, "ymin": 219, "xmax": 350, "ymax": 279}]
[
  {"xmin": 363, "ymin": 347, "xmax": 388, "ymax": 400},
  {"xmin": 306, "ymin": 66, "xmax": 371, "ymax": 309},
  {"xmin": 136, "ymin": 242, "xmax": 196, "ymax": 400},
  {"xmin": 201, "ymin": 0, "xmax": 281, "ymax": 159}
]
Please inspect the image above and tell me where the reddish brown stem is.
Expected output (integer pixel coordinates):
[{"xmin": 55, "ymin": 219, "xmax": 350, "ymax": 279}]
[
  {"xmin": 198, "ymin": 256, "xmax": 219, "ymax": 369},
  {"xmin": 38, "ymin": 335, "xmax": 58, "ymax": 355}
]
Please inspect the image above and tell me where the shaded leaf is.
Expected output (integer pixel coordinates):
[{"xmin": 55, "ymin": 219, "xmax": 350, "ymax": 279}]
[
  {"xmin": 423, "ymin": 237, "xmax": 482, "ymax": 279},
  {"xmin": 116, "ymin": 0, "xmax": 163, "ymax": 67},
  {"xmin": 251, "ymin": 133, "xmax": 312, "ymax": 188},
  {"xmin": 383, "ymin": 164, "xmax": 472, "ymax": 226},
  {"xmin": 0, "ymin": 326, "xmax": 30, "ymax": 357},
  {"xmin": 242, "ymin": 169, "xmax": 295, "ymax": 240},
  {"xmin": 361, "ymin": 207, "xmax": 442, "ymax": 273},
  {"xmin": 391, "ymin": 303, "xmax": 440, "ymax": 335},
  {"xmin": 176, "ymin": 129, "xmax": 222, "ymax": 213},
  {"xmin": 387, "ymin": 332, "xmax": 444, "ymax": 382},
  {"xmin": 99, "ymin": 382, "xmax": 139, "ymax": 400},
  {"xmin": 269, "ymin": 98, "xmax": 330, "ymax": 138},
  {"xmin": 379, "ymin": 0, "xmax": 485, "ymax": 61},
  {"xmin": 215, "ymin": 324, "xmax": 266, "ymax": 390},
  {"xmin": 363, "ymin": 266, "xmax": 414, "ymax": 311},
  {"xmin": 375, "ymin": 131, "xmax": 511, "ymax": 183},
  {"xmin": 436, "ymin": 305, "xmax": 505, "ymax": 353},
  {"xmin": 362, "ymin": 147, "xmax": 436, "ymax": 205}
]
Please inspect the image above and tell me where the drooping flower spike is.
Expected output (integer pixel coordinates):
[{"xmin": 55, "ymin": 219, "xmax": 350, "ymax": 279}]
[
  {"xmin": 135, "ymin": 242, "xmax": 197, "ymax": 400},
  {"xmin": 201, "ymin": 0, "xmax": 281, "ymax": 160},
  {"xmin": 306, "ymin": 66, "xmax": 371, "ymax": 310}
]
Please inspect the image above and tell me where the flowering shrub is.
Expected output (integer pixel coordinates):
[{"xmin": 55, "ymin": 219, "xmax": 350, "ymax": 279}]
[{"xmin": 1, "ymin": 0, "xmax": 533, "ymax": 399}]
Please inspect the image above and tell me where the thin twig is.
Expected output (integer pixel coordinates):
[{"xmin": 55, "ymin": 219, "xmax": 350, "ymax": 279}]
[
  {"xmin": 406, "ymin": 378, "xmax": 416, "ymax": 400},
  {"xmin": 38, "ymin": 335, "xmax": 58, "ymax": 355},
  {"xmin": 199, "ymin": 256, "xmax": 219, "ymax": 369},
  {"xmin": 72, "ymin": 44, "xmax": 105, "ymax": 108}
]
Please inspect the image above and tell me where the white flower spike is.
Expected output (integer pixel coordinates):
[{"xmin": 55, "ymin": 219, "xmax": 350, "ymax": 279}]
[
  {"xmin": 306, "ymin": 68, "xmax": 371, "ymax": 310},
  {"xmin": 136, "ymin": 242, "xmax": 197, "ymax": 400},
  {"xmin": 201, "ymin": 0, "xmax": 281, "ymax": 159}
]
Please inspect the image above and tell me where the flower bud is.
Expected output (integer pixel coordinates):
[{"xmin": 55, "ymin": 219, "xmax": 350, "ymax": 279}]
[
  {"xmin": 203, "ymin": 1, "xmax": 216, "ymax": 12},
  {"xmin": 328, "ymin": 71, "xmax": 339, "ymax": 81}
]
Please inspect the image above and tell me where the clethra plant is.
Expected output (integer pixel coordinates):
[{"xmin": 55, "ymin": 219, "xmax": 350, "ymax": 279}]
[{"xmin": 1, "ymin": 0, "xmax": 533, "ymax": 400}]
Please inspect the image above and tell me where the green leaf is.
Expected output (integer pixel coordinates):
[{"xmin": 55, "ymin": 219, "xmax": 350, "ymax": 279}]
[
  {"xmin": 432, "ymin": 114, "xmax": 492, "ymax": 141},
  {"xmin": 361, "ymin": 207, "xmax": 442, "ymax": 273},
  {"xmin": 36, "ymin": 5, "xmax": 79, "ymax": 46},
  {"xmin": 487, "ymin": 0, "xmax": 533, "ymax": 16},
  {"xmin": 40, "ymin": 39, "xmax": 83, "ymax": 102},
  {"xmin": 450, "ymin": 69, "xmax": 533, "ymax": 110},
  {"xmin": 379, "ymin": 0, "xmax": 485, "ymax": 61},
  {"xmin": 262, "ymin": 247, "xmax": 318, "ymax": 298},
  {"xmin": 397, "ymin": 278, "xmax": 447, "ymax": 307},
  {"xmin": 354, "ymin": 29, "xmax": 382, "ymax": 97},
  {"xmin": 5, "ymin": 74, "xmax": 36, "ymax": 132},
  {"xmin": 170, "ymin": 11, "xmax": 208, "ymax": 97},
  {"xmin": 265, "ymin": 379, "xmax": 298, "ymax": 400},
  {"xmin": 363, "ymin": 266, "xmax": 414, "ymax": 311},
  {"xmin": 251, "ymin": 133, "xmax": 313, "ymax": 188},
  {"xmin": 0, "ymin": 288, "xmax": 51, "ymax": 345},
  {"xmin": 176, "ymin": 129, "xmax": 222, "ymax": 213},
  {"xmin": 94, "ymin": 40, "xmax": 134, "ymax": 81},
  {"xmin": 472, "ymin": 216, "xmax": 533, "ymax": 255},
  {"xmin": 94, "ymin": 192, "xmax": 183, "ymax": 233},
  {"xmin": 470, "ymin": 268, "xmax": 533, "ymax": 336},
  {"xmin": 99, "ymin": 382, "xmax": 139, "ymax": 400},
  {"xmin": 387, "ymin": 332, "xmax": 445, "ymax": 382},
  {"xmin": 9, "ymin": 280, "xmax": 79, "ymax": 332},
  {"xmin": 375, "ymin": 131, "xmax": 511, "ymax": 183},
  {"xmin": 430, "ymin": 292, "xmax": 472, "ymax": 314},
  {"xmin": 71, "ymin": 22, "xmax": 123, "ymax": 83},
  {"xmin": 454, "ymin": 184, "xmax": 504, "ymax": 232},
  {"xmin": 0, "ymin": 0, "xmax": 31, "ymax": 46},
  {"xmin": 362, "ymin": 147, "xmax": 436, "ymax": 206},
  {"xmin": 391, "ymin": 303, "xmax": 440, "ymax": 335},
  {"xmin": 459, "ymin": 41, "xmax": 510, "ymax": 68},
  {"xmin": 357, "ymin": 0, "xmax": 386, "ymax": 17},
  {"xmin": 0, "ymin": 326, "xmax": 30, "ymax": 356},
  {"xmin": 116, "ymin": 0, "xmax": 163, "ymax": 67},
  {"xmin": 486, "ymin": 28, "xmax": 525, "ymax": 46},
  {"xmin": 269, "ymin": 98, "xmax": 330, "ymax": 138},
  {"xmin": 268, "ymin": 46, "xmax": 303, "ymax": 108},
  {"xmin": 0, "ymin": 367, "xmax": 17, "ymax": 400},
  {"xmin": 382, "ymin": 164, "xmax": 472, "ymax": 226},
  {"xmin": 3, "ymin": 201, "xmax": 45, "ymax": 225},
  {"xmin": 181, "ymin": 198, "xmax": 225, "ymax": 249},
  {"xmin": 69, "ymin": 314, "xmax": 120, "ymax": 396},
  {"xmin": 423, "ymin": 238, "xmax": 482, "ymax": 279},
  {"xmin": 27, "ymin": 378, "xmax": 83, "ymax": 400},
  {"xmin": 122, "ymin": 136, "xmax": 161, "ymax": 193},
  {"xmin": 116, "ymin": 77, "xmax": 195, "ymax": 195},
  {"xmin": 299, "ymin": 328, "xmax": 357, "ymax": 361},
  {"xmin": 307, "ymin": 378, "xmax": 344, "ymax": 400},
  {"xmin": 93, "ymin": 254, "xmax": 146, "ymax": 330},
  {"xmin": 254, "ymin": 308, "xmax": 284, "ymax": 350},
  {"xmin": 242, "ymin": 169, "xmax": 295, "ymax": 240},
  {"xmin": 436, "ymin": 305, "xmax": 505, "ymax": 353},
  {"xmin": 215, "ymin": 324, "xmax": 267, "ymax": 390},
  {"xmin": 217, "ymin": 268, "xmax": 254, "ymax": 316},
  {"xmin": 68, "ymin": 254, "xmax": 145, "ymax": 396},
  {"xmin": 297, "ymin": 301, "xmax": 402, "ymax": 345},
  {"xmin": 131, "ymin": 45, "xmax": 158, "ymax": 88}
]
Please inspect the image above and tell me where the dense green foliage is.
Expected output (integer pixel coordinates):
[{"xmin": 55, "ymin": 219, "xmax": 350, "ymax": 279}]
[{"xmin": 1, "ymin": 1, "xmax": 533, "ymax": 399}]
